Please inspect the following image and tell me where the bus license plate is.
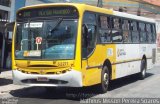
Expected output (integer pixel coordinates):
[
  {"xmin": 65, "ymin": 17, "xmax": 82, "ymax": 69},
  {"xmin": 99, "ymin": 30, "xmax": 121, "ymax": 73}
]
[{"xmin": 37, "ymin": 77, "xmax": 49, "ymax": 82}]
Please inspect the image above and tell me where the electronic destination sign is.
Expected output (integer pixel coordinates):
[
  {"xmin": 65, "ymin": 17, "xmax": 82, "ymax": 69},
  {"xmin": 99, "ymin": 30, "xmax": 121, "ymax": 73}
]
[{"xmin": 17, "ymin": 6, "xmax": 78, "ymax": 20}]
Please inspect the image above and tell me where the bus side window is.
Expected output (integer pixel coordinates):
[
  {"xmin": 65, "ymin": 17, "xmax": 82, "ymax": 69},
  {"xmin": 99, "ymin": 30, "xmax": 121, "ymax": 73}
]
[
  {"xmin": 16, "ymin": 23, "xmax": 23, "ymax": 50},
  {"xmin": 131, "ymin": 21, "xmax": 139, "ymax": 43},
  {"xmin": 122, "ymin": 19, "xmax": 132, "ymax": 43},
  {"xmin": 139, "ymin": 22, "xmax": 147, "ymax": 43},
  {"xmin": 146, "ymin": 23, "xmax": 152, "ymax": 43},
  {"xmin": 82, "ymin": 12, "xmax": 97, "ymax": 58},
  {"xmin": 98, "ymin": 15, "xmax": 111, "ymax": 43},
  {"xmin": 151, "ymin": 24, "xmax": 156, "ymax": 43},
  {"xmin": 111, "ymin": 17, "xmax": 122, "ymax": 43}
]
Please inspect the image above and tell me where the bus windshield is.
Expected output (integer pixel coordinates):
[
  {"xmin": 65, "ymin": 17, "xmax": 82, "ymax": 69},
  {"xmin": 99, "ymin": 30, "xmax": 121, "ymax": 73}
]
[{"xmin": 15, "ymin": 19, "xmax": 78, "ymax": 60}]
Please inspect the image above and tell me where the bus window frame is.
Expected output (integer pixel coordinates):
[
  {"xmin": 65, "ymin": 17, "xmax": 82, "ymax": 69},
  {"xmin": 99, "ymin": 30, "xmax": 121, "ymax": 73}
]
[
  {"xmin": 121, "ymin": 18, "xmax": 132, "ymax": 44},
  {"xmin": 139, "ymin": 22, "xmax": 148, "ymax": 44},
  {"xmin": 98, "ymin": 14, "xmax": 112, "ymax": 44},
  {"xmin": 146, "ymin": 23, "xmax": 153, "ymax": 44},
  {"xmin": 151, "ymin": 24, "xmax": 157, "ymax": 43},
  {"xmin": 110, "ymin": 16, "xmax": 123, "ymax": 44},
  {"xmin": 130, "ymin": 20, "xmax": 140, "ymax": 44},
  {"xmin": 15, "ymin": 18, "xmax": 79, "ymax": 61},
  {"xmin": 81, "ymin": 11, "xmax": 98, "ymax": 59}
]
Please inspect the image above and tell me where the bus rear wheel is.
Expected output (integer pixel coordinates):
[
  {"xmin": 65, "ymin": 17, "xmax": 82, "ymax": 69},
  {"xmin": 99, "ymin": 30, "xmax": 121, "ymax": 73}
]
[
  {"xmin": 97, "ymin": 66, "xmax": 110, "ymax": 93},
  {"xmin": 139, "ymin": 59, "xmax": 146, "ymax": 80}
]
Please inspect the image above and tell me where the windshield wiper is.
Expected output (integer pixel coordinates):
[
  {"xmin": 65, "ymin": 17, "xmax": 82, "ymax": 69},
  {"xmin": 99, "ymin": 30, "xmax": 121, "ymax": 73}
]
[{"xmin": 50, "ymin": 18, "xmax": 63, "ymax": 33}]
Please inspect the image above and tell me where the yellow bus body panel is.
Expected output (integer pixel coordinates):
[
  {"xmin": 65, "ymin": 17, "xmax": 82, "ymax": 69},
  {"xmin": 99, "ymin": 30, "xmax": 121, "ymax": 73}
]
[{"xmin": 82, "ymin": 44, "xmax": 116, "ymax": 86}]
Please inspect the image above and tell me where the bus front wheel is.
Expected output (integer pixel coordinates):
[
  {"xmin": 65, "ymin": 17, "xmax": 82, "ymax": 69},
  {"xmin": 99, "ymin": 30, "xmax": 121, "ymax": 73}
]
[{"xmin": 97, "ymin": 66, "xmax": 110, "ymax": 93}]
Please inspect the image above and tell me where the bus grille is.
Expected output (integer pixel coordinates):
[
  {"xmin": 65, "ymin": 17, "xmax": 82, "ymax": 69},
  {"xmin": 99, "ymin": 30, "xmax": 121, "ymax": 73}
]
[{"xmin": 21, "ymin": 79, "xmax": 68, "ymax": 84}]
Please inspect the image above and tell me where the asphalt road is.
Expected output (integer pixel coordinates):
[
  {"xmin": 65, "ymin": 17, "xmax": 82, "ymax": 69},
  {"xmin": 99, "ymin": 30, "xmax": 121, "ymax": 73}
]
[{"xmin": 0, "ymin": 65, "xmax": 160, "ymax": 104}]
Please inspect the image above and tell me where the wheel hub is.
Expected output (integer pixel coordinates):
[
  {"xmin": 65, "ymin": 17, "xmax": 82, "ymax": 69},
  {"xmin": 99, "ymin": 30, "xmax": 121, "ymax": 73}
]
[{"xmin": 103, "ymin": 73, "xmax": 109, "ymax": 86}]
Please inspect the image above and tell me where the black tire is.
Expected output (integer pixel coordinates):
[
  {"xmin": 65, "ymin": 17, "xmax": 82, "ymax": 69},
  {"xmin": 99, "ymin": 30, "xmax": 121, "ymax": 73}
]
[
  {"xmin": 45, "ymin": 87, "xmax": 66, "ymax": 93},
  {"xmin": 45, "ymin": 87, "xmax": 57, "ymax": 92},
  {"xmin": 139, "ymin": 59, "xmax": 146, "ymax": 80},
  {"xmin": 97, "ymin": 66, "xmax": 110, "ymax": 93}
]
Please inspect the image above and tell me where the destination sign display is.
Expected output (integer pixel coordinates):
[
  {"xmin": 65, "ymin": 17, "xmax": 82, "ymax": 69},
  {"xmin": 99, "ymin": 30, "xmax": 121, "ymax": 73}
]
[{"xmin": 17, "ymin": 6, "xmax": 78, "ymax": 20}]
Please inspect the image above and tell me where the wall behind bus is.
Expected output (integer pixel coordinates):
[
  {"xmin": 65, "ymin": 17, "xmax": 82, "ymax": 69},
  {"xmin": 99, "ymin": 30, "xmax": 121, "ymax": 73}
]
[
  {"xmin": 156, "ymin": 20, "xmax": 160, "ymax": 47},
  {"xmin": 156, "ymin": 20, "xmax": 160, "ymax": 62}
]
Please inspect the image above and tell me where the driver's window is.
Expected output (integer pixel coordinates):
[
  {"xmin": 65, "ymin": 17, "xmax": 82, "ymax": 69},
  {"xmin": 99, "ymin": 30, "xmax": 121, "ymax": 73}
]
[{"xmin": 82, "ymin": 12, "xmax": 97, "ymax": 58}]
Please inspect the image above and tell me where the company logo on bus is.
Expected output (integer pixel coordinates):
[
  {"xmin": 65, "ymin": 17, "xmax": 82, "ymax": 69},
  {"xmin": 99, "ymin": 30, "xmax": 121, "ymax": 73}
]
[{"xmin": 117, "ymin": 49, "xmax": 126, "ymax": 57}]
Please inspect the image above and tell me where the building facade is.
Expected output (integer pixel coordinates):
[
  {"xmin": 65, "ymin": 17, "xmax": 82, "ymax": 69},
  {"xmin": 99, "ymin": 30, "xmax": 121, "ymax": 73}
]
[
  {"xmin": 0, "ymin": 0, "xmax": 16, "ymax": 69},
  {"xmin": 0, "ymin": 0, "xmax": 15, "ymax": 34}
]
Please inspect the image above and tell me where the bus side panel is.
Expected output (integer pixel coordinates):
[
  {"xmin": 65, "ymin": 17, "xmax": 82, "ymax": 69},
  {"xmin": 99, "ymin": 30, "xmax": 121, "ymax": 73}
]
[
  {"xmin": 146, "ymin": 44, "xmax": 152, "ymax": 69},
  {"xmin": 82, "ymin": 60, "xmax": 101, "ymax": 86},
  {"xmin": 146, "ymin": 44, "xmax": 157, "ymax": 69},
  {"xmin": 82, "ymin": 44, "xmax": 116, "ymax": 86},
  {"xmin": 115, "ymin": 44, "xmax": 141, "ymax": 79}
]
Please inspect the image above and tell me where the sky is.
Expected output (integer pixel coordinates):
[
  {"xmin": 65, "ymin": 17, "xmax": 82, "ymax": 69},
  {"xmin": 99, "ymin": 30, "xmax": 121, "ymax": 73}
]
[{"xmin": 15, "ymin": 0, "xmax": 25, "ymax": 12}]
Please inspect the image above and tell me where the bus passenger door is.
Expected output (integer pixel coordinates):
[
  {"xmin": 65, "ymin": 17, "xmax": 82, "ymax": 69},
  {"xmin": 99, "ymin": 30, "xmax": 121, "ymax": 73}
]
[
  {"xmin": 81, "ymin": 12, "xmax": 101, "ymax": 86},
  {"xmin": 82, "ymin": 23, "xmax": 101, "ymax": 86}
]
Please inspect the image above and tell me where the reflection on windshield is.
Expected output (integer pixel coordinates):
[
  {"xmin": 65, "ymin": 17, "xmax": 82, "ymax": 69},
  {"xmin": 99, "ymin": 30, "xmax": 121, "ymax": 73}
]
[{"xmin": 15, "ymin": 19, "xmax": 78, "ymax": 60}]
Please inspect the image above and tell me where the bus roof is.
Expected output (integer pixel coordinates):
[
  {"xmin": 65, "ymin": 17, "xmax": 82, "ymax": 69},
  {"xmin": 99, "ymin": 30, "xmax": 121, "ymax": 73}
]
[
  {"xmin": 17, "ymin": 3, "xmax": 113, "ymax": 18},
  {"xmin": 114, "ymin": 11, "xmax": 155, "ymax": 23},
  {"xmin": 18, "ymin": 3, "xmax": 155, "ymax": 23}
]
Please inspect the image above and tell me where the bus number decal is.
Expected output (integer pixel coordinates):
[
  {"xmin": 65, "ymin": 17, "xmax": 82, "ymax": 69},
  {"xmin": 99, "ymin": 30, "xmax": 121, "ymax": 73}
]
[{"xmin": 58, "ymin": 62, "xmax": 68, "ymax": 67}]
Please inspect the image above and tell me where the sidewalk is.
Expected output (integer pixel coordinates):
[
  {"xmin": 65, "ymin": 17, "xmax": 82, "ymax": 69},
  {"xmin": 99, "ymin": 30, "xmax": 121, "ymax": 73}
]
[
  {"xmin": 155, "ymin": 60, "xmax": 160, "ymax": 66},
  {"xmin": 0, "ymin": 70, "xmax": 26, "ymax": 97}
]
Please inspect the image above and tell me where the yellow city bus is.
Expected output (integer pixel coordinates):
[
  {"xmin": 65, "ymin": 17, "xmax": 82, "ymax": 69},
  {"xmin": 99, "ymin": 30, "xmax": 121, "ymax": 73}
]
[{"xmin": 12, "ymin": 3, "xmax": 157, "ymax": 93}]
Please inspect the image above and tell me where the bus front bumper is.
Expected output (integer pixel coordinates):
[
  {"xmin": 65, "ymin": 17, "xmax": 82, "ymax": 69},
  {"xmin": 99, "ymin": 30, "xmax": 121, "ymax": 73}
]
[{"xmin": 12, "ymin": 69, "xmax": 82, "ymax": 87}]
